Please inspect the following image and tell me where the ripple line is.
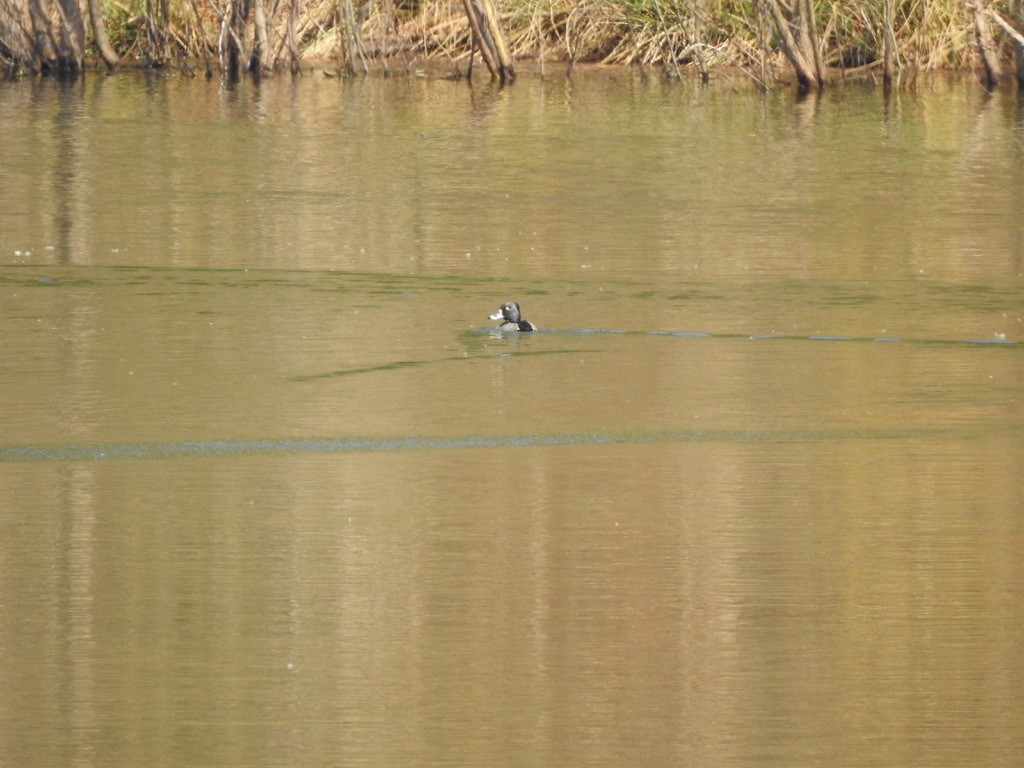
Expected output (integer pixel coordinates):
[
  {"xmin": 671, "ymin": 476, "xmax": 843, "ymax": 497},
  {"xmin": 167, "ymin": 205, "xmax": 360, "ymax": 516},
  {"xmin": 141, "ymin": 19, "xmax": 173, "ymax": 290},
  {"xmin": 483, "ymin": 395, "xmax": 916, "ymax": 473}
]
[{"xmin": 0, "ymin": 428, "xmax": 930, "ymax": 463}]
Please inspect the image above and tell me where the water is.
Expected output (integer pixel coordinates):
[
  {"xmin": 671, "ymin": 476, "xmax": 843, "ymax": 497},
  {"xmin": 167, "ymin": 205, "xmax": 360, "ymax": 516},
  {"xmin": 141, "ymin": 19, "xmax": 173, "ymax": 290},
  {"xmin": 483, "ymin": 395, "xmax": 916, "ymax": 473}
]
[{"xmin": 1, "ymin": 71, "xmax": 1022, "ymax": 767}]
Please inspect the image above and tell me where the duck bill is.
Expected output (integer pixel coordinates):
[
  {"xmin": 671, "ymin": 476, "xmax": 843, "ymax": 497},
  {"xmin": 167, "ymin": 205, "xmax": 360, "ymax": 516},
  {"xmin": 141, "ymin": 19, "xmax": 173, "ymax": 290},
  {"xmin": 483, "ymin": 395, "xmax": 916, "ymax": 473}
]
[{"xmin": 489, "ymin": 311, "xmax": 503, "ymax": 320}]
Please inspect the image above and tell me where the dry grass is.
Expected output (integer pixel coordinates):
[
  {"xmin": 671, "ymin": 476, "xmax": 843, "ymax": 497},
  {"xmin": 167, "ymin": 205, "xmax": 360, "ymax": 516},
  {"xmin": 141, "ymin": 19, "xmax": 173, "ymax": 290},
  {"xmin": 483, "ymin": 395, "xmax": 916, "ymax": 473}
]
[{"xmin": 79, "ymin": 0, "xmax": 1019, "ymax": 79}]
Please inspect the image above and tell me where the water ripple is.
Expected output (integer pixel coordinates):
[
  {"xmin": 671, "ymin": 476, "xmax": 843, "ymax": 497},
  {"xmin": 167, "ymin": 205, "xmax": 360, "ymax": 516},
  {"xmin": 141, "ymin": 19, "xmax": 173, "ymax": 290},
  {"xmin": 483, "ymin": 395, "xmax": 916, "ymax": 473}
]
[
  {"xmin": 0, "ymin": 427, "xmax": 947, "ymax": 463},
  {"xmin": 479, "ymin": 327, "xmax": 1018, "ymax": 346}
]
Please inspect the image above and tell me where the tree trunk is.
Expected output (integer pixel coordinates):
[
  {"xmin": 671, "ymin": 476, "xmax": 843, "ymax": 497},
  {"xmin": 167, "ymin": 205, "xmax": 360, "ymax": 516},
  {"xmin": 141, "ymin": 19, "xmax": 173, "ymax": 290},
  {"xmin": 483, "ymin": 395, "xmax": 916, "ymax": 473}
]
[
  {"xmin": 882, "ymin": 0, "xmax": 897, "ymax": 89},
  {"xmin": 482, "ymin": 0, "xmax": 514, "ymax": 81},
  {"xmin": 758, "ymin": 0, "xmax": 823, "ymax": 90},
  {"xmin": 991, "ymin": 3, "xmax": 1024, "ymax": 88},
  {"xmin": 972, "ymin": 0, "xmax": 1002, "ymax": 89},
  {"xmin": 690, "ymin": 0, "xmax": 709, "ymax": 83},
  {"xmin": 462, "ymin": 0, "xmax": 514, "ymax": 82},
  {"xmin": 185, "ymin": 0, "xmax": 213, "ymax": 76},
  {"xmin": 286, "ymin": 0, "xmax": 301, "ymax": 73},
  {"xmin": 800, "ymin": 0, "xmax": 824, "ymax": 81},
  {"xmin": 224, "ymin": 0, "xmax": 250, "ymax": 77},
  {"xmin": 145, "ymin": 0, "xmax": 166, "ymax": 64},
  {"xmin": 0, "ymin": 0, "xmax": 41, "ymax": 70},
  {"xmin": 87, "ymin": 0, "xmax": 119, "ymax": 68},
  {"xmin": 1015, "ymin": 1, "xmax": 1024, "ymax": 87},
  {"xmin": 27, "ymin": 0, "xmax": 58, "ymax": 68},
  {"xmin": 55, "ymin": 0, "xmax": 85, "ymax": 70},
  {"xmin": 339, "ymin": 0, "xmax": 368, "ymax": 74},
  {"xmin": 250, "ymin": 0, "xmax": 269, "ymax": 72}
]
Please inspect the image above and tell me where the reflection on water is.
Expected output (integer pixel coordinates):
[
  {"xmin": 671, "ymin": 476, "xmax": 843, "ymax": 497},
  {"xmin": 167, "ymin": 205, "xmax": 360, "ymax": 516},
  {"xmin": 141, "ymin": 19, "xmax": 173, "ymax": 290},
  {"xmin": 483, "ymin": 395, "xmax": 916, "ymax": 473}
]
[
  {"xmin": 2, "ymin": 72, "xmax": 1024, "ymax": 281},
  {"xmin": 1, "ymin": 73, "xmax": 1023, "ymax": 767}
]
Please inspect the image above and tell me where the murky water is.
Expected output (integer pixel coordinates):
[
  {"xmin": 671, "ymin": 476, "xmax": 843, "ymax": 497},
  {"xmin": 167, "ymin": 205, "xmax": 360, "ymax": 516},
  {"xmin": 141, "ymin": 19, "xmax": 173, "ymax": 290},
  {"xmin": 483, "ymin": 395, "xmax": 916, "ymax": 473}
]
[{"xmin": 1, "ymin": 71, "xmax": 1022, "ymax": 767}]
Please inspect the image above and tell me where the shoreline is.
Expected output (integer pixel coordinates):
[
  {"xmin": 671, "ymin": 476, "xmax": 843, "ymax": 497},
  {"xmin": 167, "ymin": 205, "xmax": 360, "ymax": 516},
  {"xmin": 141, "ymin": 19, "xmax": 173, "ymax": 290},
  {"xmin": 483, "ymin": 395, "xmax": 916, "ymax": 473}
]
[
  {"xmin": 3, "ymin": 1, "xmax": 1023, "ymax": 88},
  {"xmin": 3, "ymin": 55, "xmax": 1011, "ymax": 92}
]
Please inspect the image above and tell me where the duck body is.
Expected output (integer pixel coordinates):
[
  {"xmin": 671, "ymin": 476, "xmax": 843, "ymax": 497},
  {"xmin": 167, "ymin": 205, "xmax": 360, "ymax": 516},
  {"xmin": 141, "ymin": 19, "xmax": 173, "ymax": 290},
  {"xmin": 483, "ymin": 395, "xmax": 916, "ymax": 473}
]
[{"xmin": 489, "ymin": 301, "xmax": 536, "ymax": 332}]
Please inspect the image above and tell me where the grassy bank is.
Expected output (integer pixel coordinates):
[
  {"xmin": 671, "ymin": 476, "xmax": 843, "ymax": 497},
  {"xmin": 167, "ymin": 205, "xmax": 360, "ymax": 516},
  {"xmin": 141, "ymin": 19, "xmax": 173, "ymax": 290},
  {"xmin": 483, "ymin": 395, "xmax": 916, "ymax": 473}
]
[{"xmin": 3, "ymin": 0, "xmax": 1023, "ymax": 82}]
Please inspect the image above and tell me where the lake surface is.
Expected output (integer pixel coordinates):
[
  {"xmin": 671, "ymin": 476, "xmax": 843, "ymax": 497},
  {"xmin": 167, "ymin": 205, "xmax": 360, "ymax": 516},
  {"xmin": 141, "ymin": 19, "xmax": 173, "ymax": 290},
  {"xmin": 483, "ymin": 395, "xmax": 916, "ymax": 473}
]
[{"xmin": 1, "ymin": 69, "xmax": 1022, "ymax": 767}]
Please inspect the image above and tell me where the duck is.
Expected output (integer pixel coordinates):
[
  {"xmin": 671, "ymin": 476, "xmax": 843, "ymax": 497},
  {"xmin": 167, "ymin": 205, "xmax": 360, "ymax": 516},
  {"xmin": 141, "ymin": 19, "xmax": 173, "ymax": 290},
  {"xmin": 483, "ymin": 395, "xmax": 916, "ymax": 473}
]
[{"xmin": 489, "ymin": 301, "xmax": 536, "ymax": 332}]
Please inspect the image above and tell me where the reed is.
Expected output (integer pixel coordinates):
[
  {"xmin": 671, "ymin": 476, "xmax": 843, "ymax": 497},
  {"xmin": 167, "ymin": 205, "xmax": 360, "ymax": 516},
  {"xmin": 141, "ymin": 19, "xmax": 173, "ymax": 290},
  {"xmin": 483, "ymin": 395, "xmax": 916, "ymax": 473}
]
[{"xmin": 1, "ymin": 0, "xmax": 1021, "ymax": 83}]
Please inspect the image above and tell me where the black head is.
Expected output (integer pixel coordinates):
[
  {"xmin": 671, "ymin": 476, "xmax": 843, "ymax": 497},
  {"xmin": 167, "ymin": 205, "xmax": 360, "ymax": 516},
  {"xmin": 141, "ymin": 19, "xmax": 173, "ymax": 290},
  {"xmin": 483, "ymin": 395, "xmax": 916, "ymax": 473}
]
[{"xmin": 490, "ymin": 301, "xmax": 522, "ymax": 324}]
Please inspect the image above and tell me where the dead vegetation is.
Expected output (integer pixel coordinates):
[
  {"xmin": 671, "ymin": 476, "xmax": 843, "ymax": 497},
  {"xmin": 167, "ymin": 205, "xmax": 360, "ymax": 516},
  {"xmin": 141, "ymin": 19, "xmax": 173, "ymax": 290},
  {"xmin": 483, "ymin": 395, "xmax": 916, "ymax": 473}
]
[{"xmin": 2, "ymin": 0, "xmax": 1024, "ymax": 88}]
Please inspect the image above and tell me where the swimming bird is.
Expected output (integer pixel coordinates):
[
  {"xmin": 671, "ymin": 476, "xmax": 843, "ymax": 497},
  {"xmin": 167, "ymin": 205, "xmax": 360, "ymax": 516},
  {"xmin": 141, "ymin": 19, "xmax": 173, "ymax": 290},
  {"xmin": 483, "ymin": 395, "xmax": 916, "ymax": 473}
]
[{"xmin": 489, "ymin": 301, "xmax": 536, "ymax": 332}]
